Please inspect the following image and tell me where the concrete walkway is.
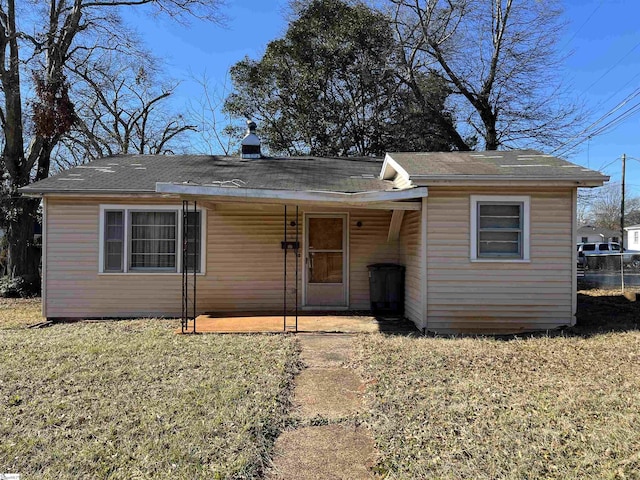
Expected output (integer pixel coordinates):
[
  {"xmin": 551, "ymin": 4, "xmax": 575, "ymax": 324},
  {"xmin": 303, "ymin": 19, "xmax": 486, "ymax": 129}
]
[{"xmin": 266, "ymin": 334, "xmax": 378, "ymax": 479}]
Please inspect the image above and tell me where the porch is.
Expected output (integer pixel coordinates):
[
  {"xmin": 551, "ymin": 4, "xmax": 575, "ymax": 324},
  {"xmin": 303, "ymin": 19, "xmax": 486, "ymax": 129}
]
[
  {"xmin": 168, "ymin": 186, "xmax": 426, "ymax": 334},
  {"xmin": 177, "ymin": 313, "xmax": 420, "ymax": 334}
]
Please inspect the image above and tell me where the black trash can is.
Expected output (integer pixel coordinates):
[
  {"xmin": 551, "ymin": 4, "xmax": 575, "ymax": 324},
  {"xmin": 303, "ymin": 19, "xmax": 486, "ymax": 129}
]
[{"xmin": 367, "ymin": 263, "xmax": 405, "ymax": 315}]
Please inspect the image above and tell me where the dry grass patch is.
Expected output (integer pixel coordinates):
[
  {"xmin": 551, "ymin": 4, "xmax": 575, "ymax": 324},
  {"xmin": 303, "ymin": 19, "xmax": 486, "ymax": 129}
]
[
  {"xmin": 354, "ymin": 333, "xmax": 640, "ymax": 479},
  {"xmin": 0, "ymin": 320, "xmax": 299, "ymax": 479},
  {"xmin": 0, "ymin": 297, "xmax": 42, "ymax": 329}
]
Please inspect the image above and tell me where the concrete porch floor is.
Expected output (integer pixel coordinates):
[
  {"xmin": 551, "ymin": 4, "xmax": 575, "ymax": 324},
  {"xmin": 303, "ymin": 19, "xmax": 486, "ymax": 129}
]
[{"xmin": 176, "ymin": 313, "xmax": 420, "ymax": 334}]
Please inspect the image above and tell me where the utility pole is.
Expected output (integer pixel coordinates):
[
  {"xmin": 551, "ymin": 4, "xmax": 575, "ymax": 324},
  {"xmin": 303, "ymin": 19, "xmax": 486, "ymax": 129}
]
[
  {"xmin": 621, "ymin": 153, "xmax": 626, "ymax": 251},
  {"xmin": 621, "ymin": 153, "xmax": 626, "ymax": 293}
]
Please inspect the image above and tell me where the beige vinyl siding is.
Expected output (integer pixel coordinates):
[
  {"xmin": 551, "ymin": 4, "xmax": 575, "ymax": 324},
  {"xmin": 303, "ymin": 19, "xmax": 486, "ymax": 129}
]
[
  {"xmin": 348, "ymin": 210, "xmax": 399, "ymax": 309},
  {"xmin": 199, "ymin": 204, "xmax": 300, "ymax": 313},
  {"xmin": 46, "ymin": 199, "xmax": 182, "ymax": 318},
  {"xmin": 425, "ymin": 187, "xmax": 574, "ymax": 333},
  {"xmin": 399, "ymin": 210, "xmax": 422, "ymax": 326},
  {"xmin": 44, "ymin": 198, "xmax": 399, "ymax": 318}
]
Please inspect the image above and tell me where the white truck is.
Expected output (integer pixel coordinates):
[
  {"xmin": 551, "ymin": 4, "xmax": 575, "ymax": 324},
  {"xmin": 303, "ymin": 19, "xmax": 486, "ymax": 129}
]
[{"xmin": 577, "ymin": 242, "xmax": 640, "ymax": 269}]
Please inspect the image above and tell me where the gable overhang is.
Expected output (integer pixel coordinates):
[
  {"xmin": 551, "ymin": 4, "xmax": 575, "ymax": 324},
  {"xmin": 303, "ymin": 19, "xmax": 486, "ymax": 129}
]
[
  {"xmin": 155, "ymin": 182, "xmax": 427, "ymax": 210},
  {"xmin": 380, "ymin": 153, "xmax": 410, "ymax": 181}
]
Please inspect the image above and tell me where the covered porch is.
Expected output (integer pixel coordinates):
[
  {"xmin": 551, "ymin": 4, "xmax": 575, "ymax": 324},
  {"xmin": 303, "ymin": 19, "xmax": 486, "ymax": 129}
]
[{"xmin": 157, "ymin": 182, "xmax": 428, "ymax": 334}]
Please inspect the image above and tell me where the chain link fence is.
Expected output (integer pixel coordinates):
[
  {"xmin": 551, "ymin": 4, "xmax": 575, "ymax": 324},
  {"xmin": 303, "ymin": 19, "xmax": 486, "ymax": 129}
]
[{"xmin": 579, "ymin": 254, "xmax": 640, "ymax": 290}]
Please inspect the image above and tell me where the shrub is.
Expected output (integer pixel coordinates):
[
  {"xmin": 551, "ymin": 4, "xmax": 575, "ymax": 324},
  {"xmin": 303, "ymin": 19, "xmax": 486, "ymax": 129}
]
[{"xmin": 0, "ymin": 275, "xmax": 40, "ymax": 298}]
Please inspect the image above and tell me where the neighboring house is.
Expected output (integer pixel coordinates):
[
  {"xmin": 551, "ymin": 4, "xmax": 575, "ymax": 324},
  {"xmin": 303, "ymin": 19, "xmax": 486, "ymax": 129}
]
[
  {"xmin": 576, "ymin": 225, "xmax": 620, "ymax": 244},
  {"xmin": 20, "ymin": 132, "xmax": 607, "ymax": 334},
  {"xmin": 625, "ymin": 225, "xmax": 640, "ymax": 250}
]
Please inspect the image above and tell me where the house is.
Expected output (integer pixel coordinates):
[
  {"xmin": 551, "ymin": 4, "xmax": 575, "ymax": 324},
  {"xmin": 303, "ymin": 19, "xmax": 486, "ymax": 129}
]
[
  {"xmin": 20, "ymin": 131, "xmax": 607, "ymax": 333},
  {"xmin": 576, "ymin": 225, "xmax": 620, "ymax": 244},
  {"xmin": 625, "ymin": 224, "xmax": 640, "ymax": 250}
]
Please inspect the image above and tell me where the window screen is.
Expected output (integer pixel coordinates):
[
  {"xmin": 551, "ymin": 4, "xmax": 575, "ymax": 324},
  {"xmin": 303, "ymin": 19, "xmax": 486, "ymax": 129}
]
[
  {"xmin": 477, "ymin": 203, "xmax": 523, "ymax": 258},
  {"xmin": 130, "ymin": 211, "xmax": 177, "ymax": 271},
  {"xmin": 104, "ymin": 211, "xmax": 124, "ymax": 272},
  {"xmin": 183, "ymin": 211, "xmax": 201, "ymax": 273}
]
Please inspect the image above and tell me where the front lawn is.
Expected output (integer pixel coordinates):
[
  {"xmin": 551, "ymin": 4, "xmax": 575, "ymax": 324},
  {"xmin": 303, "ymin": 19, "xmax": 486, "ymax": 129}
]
[
  {"xmin": 0, "ymin": 300, "xmax": 299, "ymax": 479},
  {"xmin": 0, "ymin": 297, "xmax": 41, "ymax": 329},
  {"xmin": 355, "ymin": 332, "xmax": 640, "ymax": 479}
]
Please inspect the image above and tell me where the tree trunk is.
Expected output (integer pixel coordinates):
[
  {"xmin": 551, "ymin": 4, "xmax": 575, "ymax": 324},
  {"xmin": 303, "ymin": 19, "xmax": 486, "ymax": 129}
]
[
  {"xmin": 6, "ymin": 196, "xmax": 41, "ymax": 290},
  {"xmin": 485, "ymin": 128, "xmax": 498, "ymax": 150},
  {"xmin": 478, "ymin": 103, "xmax": 498, "ymax": 150}
]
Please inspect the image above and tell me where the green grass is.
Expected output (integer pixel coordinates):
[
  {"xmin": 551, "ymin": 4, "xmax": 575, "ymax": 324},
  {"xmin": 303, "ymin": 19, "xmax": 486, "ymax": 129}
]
[
  {"xmin": 0, "ymin": 300, "xmax": 300, "ymax": 479},
  {"xmin": 354, "ymin": 333, "xmax": 640, "ymax": 479}
]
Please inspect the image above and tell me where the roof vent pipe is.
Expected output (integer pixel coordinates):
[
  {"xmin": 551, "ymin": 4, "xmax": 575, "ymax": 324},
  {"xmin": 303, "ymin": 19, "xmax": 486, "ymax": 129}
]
[{"xmin": 241, "ymin": 120, "xmax": 261, "ymax": 159}]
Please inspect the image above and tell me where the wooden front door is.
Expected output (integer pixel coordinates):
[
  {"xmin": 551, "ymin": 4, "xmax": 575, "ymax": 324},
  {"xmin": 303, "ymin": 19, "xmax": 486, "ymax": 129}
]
[{"xmin": 305, "ymin": 214, "xmax": 348, "ymax": 307}]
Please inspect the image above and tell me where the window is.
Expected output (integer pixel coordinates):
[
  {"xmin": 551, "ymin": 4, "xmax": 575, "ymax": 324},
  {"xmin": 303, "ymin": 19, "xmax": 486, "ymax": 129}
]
[
  {"xmin": 130, "ymin": 211, "xmax": 177, "ymax": 271},
  {"xmin": 184, "ymin": 211, "xmax": 201, "ymax": 273},
  {"xmin": 470, "ymin": 195, "xmax": 530, "ymax": 261},
  {"xmin": 635, "ymin": 231, "xmax": 639, "ymax": 243},
  {"xmin": 581, "ymin": 236, "xmax": 588, "ymax": 243},
  {"xmin": 104, "ymin": 211, "xmax": 124, "ymax": 272},
  {"xmin": 99, "ymin": 206, "xmax": 204, "ymax": 274},
  {"xmin": 599, "ymin": 244, "xmax": 609, "ymax": 251}
]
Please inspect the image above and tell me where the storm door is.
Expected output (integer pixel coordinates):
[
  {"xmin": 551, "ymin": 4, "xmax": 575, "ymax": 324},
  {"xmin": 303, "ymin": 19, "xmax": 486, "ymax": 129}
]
[{"xmin": 304, "ymin": 215, "xmax": 348, "ymax": 307}]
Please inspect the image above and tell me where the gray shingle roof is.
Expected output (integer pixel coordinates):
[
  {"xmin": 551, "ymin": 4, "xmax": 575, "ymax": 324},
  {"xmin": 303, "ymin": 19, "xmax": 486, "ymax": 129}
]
[
  {"xmin": 388, "ymin": 150, "xmax": 607, "ymax": 181},
  {"xmin": 22, "ymin": 155, "xmax": 393, "ymax": 194},
  {"xmin": 22, "ymin": 149, "xmax": 607, "ymax": 196},
  {"xmin": 577, "ymin": 225, "xmax": 620, "ymax": 237}
]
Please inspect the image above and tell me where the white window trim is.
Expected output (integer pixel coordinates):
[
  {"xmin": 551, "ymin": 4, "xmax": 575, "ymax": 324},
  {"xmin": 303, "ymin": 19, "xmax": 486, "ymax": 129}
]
[
  {"xmin": 98, "ymin": 204, "xmax": 207, "ymax": 275},
  {"xmin": 470, "ymin": 195, "xmax": 530, "ymax": 262}
]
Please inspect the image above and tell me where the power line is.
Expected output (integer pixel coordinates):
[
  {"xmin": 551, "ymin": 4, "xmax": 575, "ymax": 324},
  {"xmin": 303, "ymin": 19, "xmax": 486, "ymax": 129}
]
[
  {"xmin": 589, "ymin": 102, "xmax": 640, "ymax": 138},
  {"xmin": 552, "ymin": 89, "xmax": 640, "ymax": 157},
  {"xmin": 561, "ymin": 0, "xmax": 603, "ymax": 53},
  {"xmin": 592, "ymin": 69, "xmax": 640, "ymax": 114},
  {"xmin": 552, "ymin": 88, "xmax": 640, "ymax": 154},
  {"xmin": 583, "ymin": 38, "xmax": 640, "ymax": 93},
  {"xmin": 598, "ymin": 156, "xmax": 622, "ymax": 173}
]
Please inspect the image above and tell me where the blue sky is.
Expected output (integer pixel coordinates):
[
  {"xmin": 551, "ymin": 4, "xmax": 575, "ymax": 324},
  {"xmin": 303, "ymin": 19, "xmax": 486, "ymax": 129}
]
[{"xmin": 126, "ymin": 0, "xmax": 640, "ymax": 195}]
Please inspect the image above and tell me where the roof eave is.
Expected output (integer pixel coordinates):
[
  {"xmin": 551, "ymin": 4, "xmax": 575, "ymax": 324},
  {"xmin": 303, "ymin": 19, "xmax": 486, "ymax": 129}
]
[
  {"xmin": 19, "ymin": 189, "xmax": 173, "ymax": 198},
  {"xmin": 411, "ymin": 175, "xmax": 608, "ymax": 187},
  {"xmin": 155, "ymin": 182, "xmax": 428, "ymax": 203}
]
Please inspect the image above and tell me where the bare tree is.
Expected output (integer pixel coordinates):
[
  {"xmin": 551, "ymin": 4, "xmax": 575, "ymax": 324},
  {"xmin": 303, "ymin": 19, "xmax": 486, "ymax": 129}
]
[
  {"xmin": 55, "ymin": 53, "xmax": 196, "ymax": 168},
  {"xmin": 584, "ymin": 184, "xmax": 640, "ymax": 232},
  {"xmin": 387, "ymin": 0, "xmax": 580, "ymax": 150},
  {"xmin": 0, "ymin": 0, "xmax": 224, "ymax": 289},
  {"xmin": 187, "ymin": 72, "xmax": 242, "ymax": 156}
]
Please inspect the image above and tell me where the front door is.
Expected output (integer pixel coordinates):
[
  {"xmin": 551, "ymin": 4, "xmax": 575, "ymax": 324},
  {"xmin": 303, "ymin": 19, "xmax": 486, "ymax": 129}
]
[{"xmin": 305, "ymin": 214, "xmax": 348, "ymax": 307}]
